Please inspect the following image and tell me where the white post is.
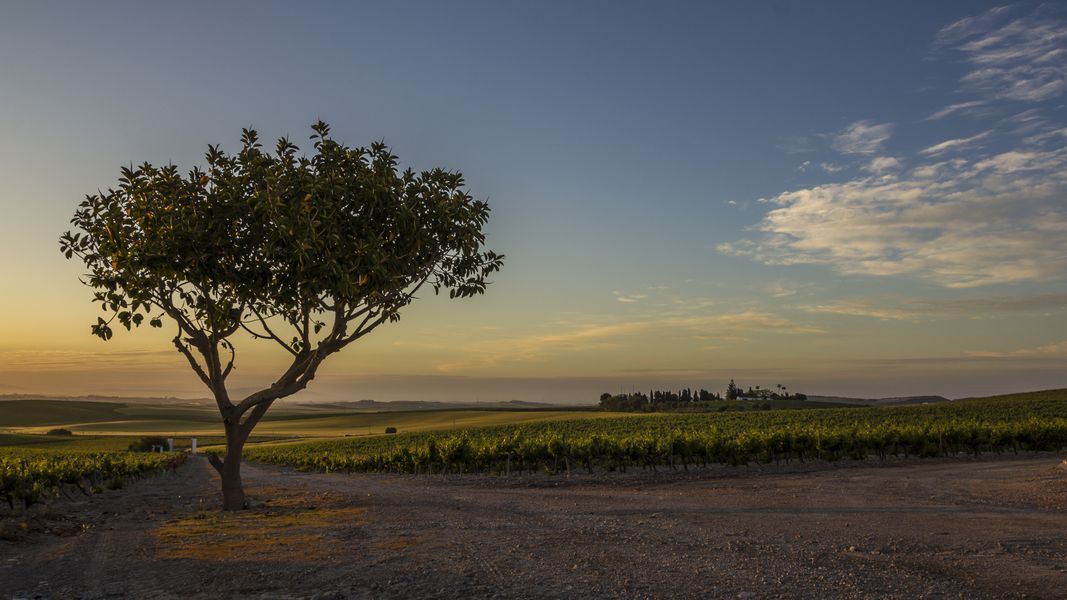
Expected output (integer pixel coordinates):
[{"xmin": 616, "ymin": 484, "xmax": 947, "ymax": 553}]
[
  {"xmin": 167, "ymin": 438, "xmax": 174, "ymax": 451},
  {"xmin": 191, "ymin": 438, "xmax": 198, "ymax": 454}
]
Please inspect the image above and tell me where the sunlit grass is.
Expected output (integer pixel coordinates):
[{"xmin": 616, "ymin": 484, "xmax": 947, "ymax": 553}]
[{"xmin": 153, "ymin": 489, "xmax": 366, "ymax": 563}]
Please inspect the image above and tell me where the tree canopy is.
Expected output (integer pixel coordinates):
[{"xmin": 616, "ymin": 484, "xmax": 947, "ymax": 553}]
[{"xmin": 60, "ymin": 121, "xmax": 503, "ymax": 508}]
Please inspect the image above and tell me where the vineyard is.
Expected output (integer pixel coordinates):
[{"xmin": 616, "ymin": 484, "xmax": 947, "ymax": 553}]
[
  {"xmin": 0, "ymin": 448, "xmax": 186, "ymax": 509},
  {"xmin": 245, "ymin": 390, "xmax": 1067, "ymax": 475}
]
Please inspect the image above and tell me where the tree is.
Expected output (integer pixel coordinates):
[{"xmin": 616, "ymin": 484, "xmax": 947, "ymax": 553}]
[{"xmin": 60, "ymin": 122, "xmax": 504, "ymax": 510}]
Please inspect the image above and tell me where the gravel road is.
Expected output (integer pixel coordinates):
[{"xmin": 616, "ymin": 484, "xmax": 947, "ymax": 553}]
[{"xmin": 2, "ymin": 454, "xmax": 1066, "ymax": 599}]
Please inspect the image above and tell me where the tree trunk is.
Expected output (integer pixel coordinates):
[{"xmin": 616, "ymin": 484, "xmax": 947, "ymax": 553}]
[
  {"xmin": 208, "ymin": 398, "xmax": 277, "ymax": 511},
  {"xmin": 211, "ymin": 426, "xmax": 247, "ymax": 511},
  {"xmin": 221, "ymin": 440, "xmax": 245, "ymax": 510}
]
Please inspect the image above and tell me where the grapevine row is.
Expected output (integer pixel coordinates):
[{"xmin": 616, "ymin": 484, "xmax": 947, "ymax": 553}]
[
  {"xmin": 245, "ymin": 392, "xmax": 1067, "ymax": 475},
  {"xmin": 0, "ymin": 450, "xmax": 186, "ymax": 509}
]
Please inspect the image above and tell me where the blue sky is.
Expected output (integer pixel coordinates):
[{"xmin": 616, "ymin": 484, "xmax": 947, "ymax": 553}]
[{"xmin": 2, "ymin": 1, "xmax": 1066, "ymax": 402}]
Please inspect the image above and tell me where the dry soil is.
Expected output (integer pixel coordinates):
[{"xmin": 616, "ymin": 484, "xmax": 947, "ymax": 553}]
[{"xmin": 2, "ymin": 454, "xmax": 1066, "ymax": 599}]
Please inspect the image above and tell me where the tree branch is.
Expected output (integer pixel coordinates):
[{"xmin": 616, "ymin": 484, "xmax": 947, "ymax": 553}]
[
  {"xmin": 342, "ymin": 303, "xmax": 374, "ymax": 324},
  {"xmin": 206, "ymin": 452, "xmax": 225, "ymax": 475},
  {"xmin": 220, "ymin": 341, "xmax": 236, "ymax": 380},
  {"xmin": 248, "ymin": 306, "xmax": 299, "ymax": 355},
  {"xmin": 231, "ymin": 343, "xmax": 337, "ymax": 416},
  {"xmin": 337, "ymin": 312, "xmax": 390, "ymax": 349},
  {"xmin": 335, "ymin": 270, "xmax": 434, "ymax": 349},
  {"xmin": 238, "ymin": 320, "xmax": 299, "ymax": 356},
  {"xmin": 239, "ymin": 399, "xmax": 275, "ymax": 437},
  {"xmin": 153, "ymin": 287, "xmax": 203, "ymax": 341},
  {"xmin": 299, "ymin": 300, "xmax": 311, "ymax": 351},
  {"xmin": 173, "ymin": 335, "xmax": 212, "ymax": 388}
]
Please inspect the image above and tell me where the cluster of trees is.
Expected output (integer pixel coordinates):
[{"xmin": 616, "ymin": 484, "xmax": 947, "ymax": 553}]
[
  {"xmin": 599, "ymin": 380, "xmax": 805, "ymax": 412},
  {"xmin": 725, "ymin": 380, "xmax": 805, "ymax": 401},
  {"xmin": 599, "ymin": 388, "xmax": 723, "ymax": 412}
]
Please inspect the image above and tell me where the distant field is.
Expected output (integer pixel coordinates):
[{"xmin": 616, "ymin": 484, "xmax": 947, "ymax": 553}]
[
  {"xmin": 0, "ymin": 433, "xmax": 140, "ymax": 452},
  {"xmin": 7, "ymin": 391, "xmax": 1063, "ymax": 459},
  {"xmin": 0, "ymin": 400, "xmax": 131, "ymax": 427},
  {"xmin": 4, "ymin": 390, "xmax": 1066, "ymax": 510},
  {"xmin": 0, "ymin": 399, "xmax": 218, "ymax": 435},
  {"xmin": 246, "ymin": 389, "xmax": 1067, "ymax": 475},
  {"xmin": 0, "ymin": 395, "xmax": 854, "ymax": 438},
  {"xmin": 0, "ymin": 433, "xmax": 281, "ymax": 452},
  {"xmin": 0, "ymin": 398, "xmax": 639, "ymax": 440}
]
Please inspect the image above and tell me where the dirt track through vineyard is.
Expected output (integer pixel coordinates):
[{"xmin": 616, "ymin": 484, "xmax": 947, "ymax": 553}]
[{"xmin": 3, "ymin": 454, "xmax": 1067, "ymax": 599}]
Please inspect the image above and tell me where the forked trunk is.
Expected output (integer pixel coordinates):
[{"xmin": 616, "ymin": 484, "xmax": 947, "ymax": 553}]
[
  {"xmin": 211, "ymin": 427, "xmax": 247, "ymax": 511},
  {"xmin": 210, "ymin": 398, "xmax": 276, "ymax": 511}
]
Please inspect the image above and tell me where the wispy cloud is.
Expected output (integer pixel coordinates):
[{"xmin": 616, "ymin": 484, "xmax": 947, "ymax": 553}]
[
  {"xmin": 909, "ymin": 293, "xmax": 1067, "ymax": 314},
  {"xmin": 862, "ymin": 156, "xmax": 901, "ymax": 174},
  {"xmin": 935, "ymin": 5, "xmax": 1015, "ymax": 47},
  {"xmin": 796, "ymin": 301, "xmax": 920, "ymax": 322},
  {"xmin": 968, "ymin": 340, "xmax": 1067, "ymax": 358},
  {"xmin": 795, "ymin": 160, "xmax": 846, "ymax": 174},
  {"xmin": 926, "ymin": 100, "xmax": 989, "ymax": 121},
  {"xmin": 433, "ymin": 311, "xmax": 821, "ymax": 372},
  {"xmin": 612, "ymin": 290, "xmax": 648, "ymax": 303},
  {"xmin": 937, "ymin": 5, "xmax": 1067, "ymax": 102},
  {"xmin": 919, "ymin": 130, "xmax": 992, "ymax": 156},
  {"xmin": 764, "ymin": 281, "xmax": 812, "ymax": 298},
  {"xmin": 722, "ymin": 7, "xmax": 1067, "ymax": 289},
  {"xmin": 832, "ymin": 120, "xmax": 895, "ymax": 155},
  {"xmin": 725, "ymin": 7, "xmax": 1067, "ymax": 288},
  {"xmin": 718, "ymin": 144, "xmax": 1067, "ymax": 287},
  {"xmin": 0, "ymin": 349, "xmax": 179, "ymax": 371},
  {"xmin": 1022, "ymin": 126, "xmax": 1067, "ymax": 146},
  {"xmin": 795, "ymin": 293, "xmax": 1067, "ymax": 322}
]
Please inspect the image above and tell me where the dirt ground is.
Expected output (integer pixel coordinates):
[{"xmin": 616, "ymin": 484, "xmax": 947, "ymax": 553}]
[{"xmin": 2, "ymin": 454, "xmax": 1066, "ymax": 599}]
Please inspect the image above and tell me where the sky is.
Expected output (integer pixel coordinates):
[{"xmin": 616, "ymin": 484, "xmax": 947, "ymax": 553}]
[{"xmin": 2, "ymin": 1, "xmax": 1067, "ymax": 403}]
